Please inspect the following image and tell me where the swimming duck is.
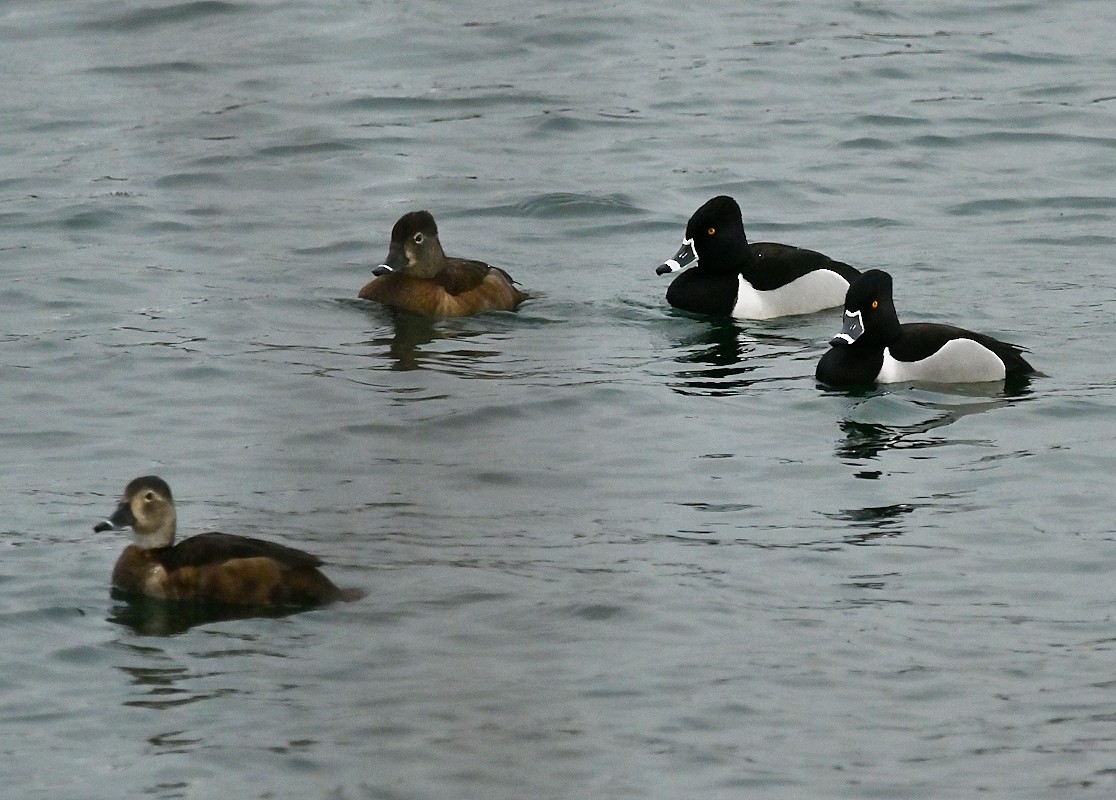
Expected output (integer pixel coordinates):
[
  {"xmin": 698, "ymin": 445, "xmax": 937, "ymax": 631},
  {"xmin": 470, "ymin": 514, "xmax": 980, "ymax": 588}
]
[
  {"xmin": 94, "ymin": 476, "xmax": 353, "ymax": 606},
  {"xmin": 358, "ymin": 210, "xmax": 527, "ymax": 316},
  {"xmin": 815, "ymin": 269, "xmax": 1035, "ymax": 386},
  {"xmin": 656, "ymin": 195, "xmax": 860, "ymax": 318}
]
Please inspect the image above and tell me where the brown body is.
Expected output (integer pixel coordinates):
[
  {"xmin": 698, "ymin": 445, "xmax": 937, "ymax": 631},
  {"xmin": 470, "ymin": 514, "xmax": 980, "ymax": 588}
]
[
  {"xmin": 359, "ymin": 210, "xmax": 527, "ymax": 317},
  {"xmin": 112, "ymin": 533, "xmax": 345, "ymax": 606},
  {"xmin": 359, "ymin": 262, "xmax": 526, "ymax": 316},
  {"xmin": 96, "ymin": 476, "xmax": 357, "ymax": 608}
]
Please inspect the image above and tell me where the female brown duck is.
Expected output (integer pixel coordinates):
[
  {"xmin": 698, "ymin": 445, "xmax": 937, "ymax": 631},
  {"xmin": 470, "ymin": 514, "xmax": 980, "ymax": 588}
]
[
  {"xmin": 94, "ymin": 476, "xmax": 355, "ymax": 606},
  {"xmin": 358, "ymin": 210, "xmax": 527, "ymax": 316}
]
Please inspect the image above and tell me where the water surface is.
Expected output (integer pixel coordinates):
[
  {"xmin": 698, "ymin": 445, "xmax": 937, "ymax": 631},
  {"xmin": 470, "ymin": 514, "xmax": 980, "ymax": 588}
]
[{"xmin": 3, "ymin": 1, "xmax": 1116, "ymax": 797}]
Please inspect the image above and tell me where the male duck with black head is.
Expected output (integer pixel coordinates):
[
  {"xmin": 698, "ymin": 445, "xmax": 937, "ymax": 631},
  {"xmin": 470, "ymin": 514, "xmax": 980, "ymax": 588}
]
[
  {"xmin": 94, "ymin": 476, "xmax": 358, "ymax": 606},
  {"xmin": 359, "ymin": 210, "xmax": 527, "ymax": 317},
  {"xmin": 816, "ymin": 269, "xmax": 1035, "ymax": 387},
  {"xmin": 657, "ymin": 195, "xmax": 861, "ymax": 318}
]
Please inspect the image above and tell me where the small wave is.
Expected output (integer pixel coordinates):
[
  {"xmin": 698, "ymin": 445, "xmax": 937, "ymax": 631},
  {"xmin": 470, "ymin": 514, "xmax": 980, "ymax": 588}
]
[
  {"xmin": 87, "ymin": 61, "xmax": 208, "ymax": 76},
  {"xmin": 465, "ymin": 193, "xmax": 644, "ymax": 219},
  {"xmin": 81, "ymin": 1, "xmax": 245, "ymax": 32},
  {"xmin": 60, "ymin": 207, "xmax": 124, "ymax": 230},
  {"xmin": 154, "ymin": 171, "xmax": 228, "ymax": 189},
  {"xmin": 946, "ymin": 195, "xmax": 1116, "ymax": 216},
  {"xmin": 840, "ymin": 137, "xmax": 896, "ymax": 150},
  {"xmin": 256, "ymin": 141, "xmax": 359, "ymax": 159}
]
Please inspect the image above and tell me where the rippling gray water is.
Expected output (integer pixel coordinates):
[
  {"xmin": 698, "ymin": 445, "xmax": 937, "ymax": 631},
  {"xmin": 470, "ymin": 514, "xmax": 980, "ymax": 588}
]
[{"xmin": 3, "ymin": 1, "xmax": 1116, "ymax": 797}]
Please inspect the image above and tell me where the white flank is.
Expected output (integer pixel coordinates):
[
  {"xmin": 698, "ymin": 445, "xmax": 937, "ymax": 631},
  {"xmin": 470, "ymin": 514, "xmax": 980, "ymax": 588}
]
[
  {"xmin": 878, "ymin": 338, "xmax": 1007, "ymax": 383},
  {"xmin": 732, "ymin": 270, "xmax": 850, "ymax": 320}
]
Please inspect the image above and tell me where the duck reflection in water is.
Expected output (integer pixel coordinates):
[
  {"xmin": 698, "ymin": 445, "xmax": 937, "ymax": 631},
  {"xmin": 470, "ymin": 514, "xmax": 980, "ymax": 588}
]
[
  {"xmin": 364, "ymin": 309, "xmax": 513, "ymax": 374},
  {"xmin": 822, "ymin": 502, "xmax": 916, "ymax": 546},
  {"xmin": 831, "ymin": 384, "xmax": 1034, "ymax": 461},
  {"xmin": 376, "ymin": 310, "xmax": 440, "ymax": 371},
  {"xmin": 670, "ymin": 318, "xmax": 804, "ymax": 397},
  {"xmin": 108, "ymin": 594, "xmax": 312, "ymax": 636}
]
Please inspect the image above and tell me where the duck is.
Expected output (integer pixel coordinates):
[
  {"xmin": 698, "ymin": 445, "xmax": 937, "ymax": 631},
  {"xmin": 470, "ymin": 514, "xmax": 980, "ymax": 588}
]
[
  {"xmin": 358, "ymin": 210, "xmax": 527, "ymax": 317},
  {"xmin": 655, "ymin": 195, "xmax": 860, "ymax": 319},
  {"xmin": 815, "ymin": 269, "xmax": 1035, "ymax": 387},
  {"xmin": 94, "ymin": 476, "xmax": 356, "ymax": 606}
]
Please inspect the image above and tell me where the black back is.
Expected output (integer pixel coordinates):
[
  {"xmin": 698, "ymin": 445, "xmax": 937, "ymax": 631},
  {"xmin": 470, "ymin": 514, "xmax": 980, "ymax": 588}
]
[
  {"xmin": 892, "ymin": 322, "xmax": 1034, "ymax": 375},
  {"xmin": 748, "ymin": 242, "xmax": 860, "ymax": 291}
]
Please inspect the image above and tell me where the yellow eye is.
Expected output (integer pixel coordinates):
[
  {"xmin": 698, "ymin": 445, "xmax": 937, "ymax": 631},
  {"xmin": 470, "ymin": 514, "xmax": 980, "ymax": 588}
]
[
  {"xmin": 707, "ymin": 227, "xmax": 716, "ymax": 236},
  {"xmin": 871, "ymin": 300, "xmax": 879, "ymax": 309}
]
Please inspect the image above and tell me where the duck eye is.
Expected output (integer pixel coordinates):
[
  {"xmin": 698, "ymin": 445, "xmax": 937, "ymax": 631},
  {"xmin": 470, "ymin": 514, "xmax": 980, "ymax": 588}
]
[
  {"xmin": 706, "ymin": 226, "xmax": 716, "ymax": 236},
  {"xmin": 412, "ymin": 232, "xmax": 424, "ymax": 244},
  {"xmin": 871, "ymin": 300, "xmax": 879, "ymax": 309},
  {"xmin": 144, "ymin": 491, "xmax": 156, "ymax": 502}
]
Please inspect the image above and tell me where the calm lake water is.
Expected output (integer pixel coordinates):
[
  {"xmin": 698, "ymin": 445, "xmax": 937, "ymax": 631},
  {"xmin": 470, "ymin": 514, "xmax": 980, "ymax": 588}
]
[{"xmin": 3, "ymin": 1, "xmax": 1116, "ymax": 797}]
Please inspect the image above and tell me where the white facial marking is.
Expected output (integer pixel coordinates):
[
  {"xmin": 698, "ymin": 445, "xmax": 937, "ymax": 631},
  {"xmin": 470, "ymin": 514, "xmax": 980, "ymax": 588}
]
[
  {"xmin": 833, "ymin": 310, "xmax": 863, "ymax": 344},
  {"xmin": 662, "ymin": 238, "xmax": 697, "ymax": 273}
]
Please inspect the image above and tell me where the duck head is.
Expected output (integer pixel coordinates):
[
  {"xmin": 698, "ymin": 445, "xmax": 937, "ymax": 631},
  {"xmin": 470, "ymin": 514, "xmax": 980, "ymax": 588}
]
[
  {"xmin": 373, "ymin": 210, "xmax": 446, "ymax": 279},
  {"xmin": 94, "ymin": 475, "xmax": 177, "ymax": 549}
]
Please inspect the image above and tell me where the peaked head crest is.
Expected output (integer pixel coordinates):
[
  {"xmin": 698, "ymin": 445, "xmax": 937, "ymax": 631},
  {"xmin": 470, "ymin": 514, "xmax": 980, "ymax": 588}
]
[
  {"xmin": 391, "ymin": 210, "xmax": 438, "ymax": 243},
  {"xmin": 124, "ymin": 475, "xmax": 173, "ymax": 502},
  {"xmin": 686, "ymin": 195, "xmax": 744, "ymax": 240}
]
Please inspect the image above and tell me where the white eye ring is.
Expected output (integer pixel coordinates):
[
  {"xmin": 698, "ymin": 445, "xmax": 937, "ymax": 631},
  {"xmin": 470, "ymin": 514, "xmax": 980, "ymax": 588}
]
[{"xmin": 413, "ymin": 232, "xmax": 424, "ymax": 244}]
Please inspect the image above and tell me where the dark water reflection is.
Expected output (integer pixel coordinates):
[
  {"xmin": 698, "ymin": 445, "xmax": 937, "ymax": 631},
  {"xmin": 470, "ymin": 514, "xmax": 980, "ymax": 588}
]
[
  {"xmin": 116, "ymin": 660, "xmax": 225, "ymax": 711},
  {"xmin": 668, "ymin": 317, "xmax": 805, "ymax": 396},
  {"xmin": 833, "ymin": 384, "xmax": 1036, "ymax": 460},
  {"xmin": 374, "ymin": 310, "xmax": 441, "ymax": 371},
  {"xmin": 108, "ymin": 594, "xmax": 316, "ymax": 637},
  {"xmin": 824, "ymin": 502, "xmax": 916, "ymax": 544},
  {"xmin": 362, "ymin": 307, "xmax": 519, "ymax": 374}
]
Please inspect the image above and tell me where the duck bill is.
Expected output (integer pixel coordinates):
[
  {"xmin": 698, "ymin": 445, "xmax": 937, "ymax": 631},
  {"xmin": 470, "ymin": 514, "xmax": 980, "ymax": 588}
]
[
  {"xmin": 93, "ymin": 502, "xmax": 135, "ymax": 533},
  {"xmin": 831, "ymin": 309, "xmax": 865, "ymax": 345},
  {"xmin": 371, "ymin": 242, "xmax": 407, "ymax": 276},
  {"xmin": 655, "ymin": 238, "xmax": 697, "ymax": 275}
]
